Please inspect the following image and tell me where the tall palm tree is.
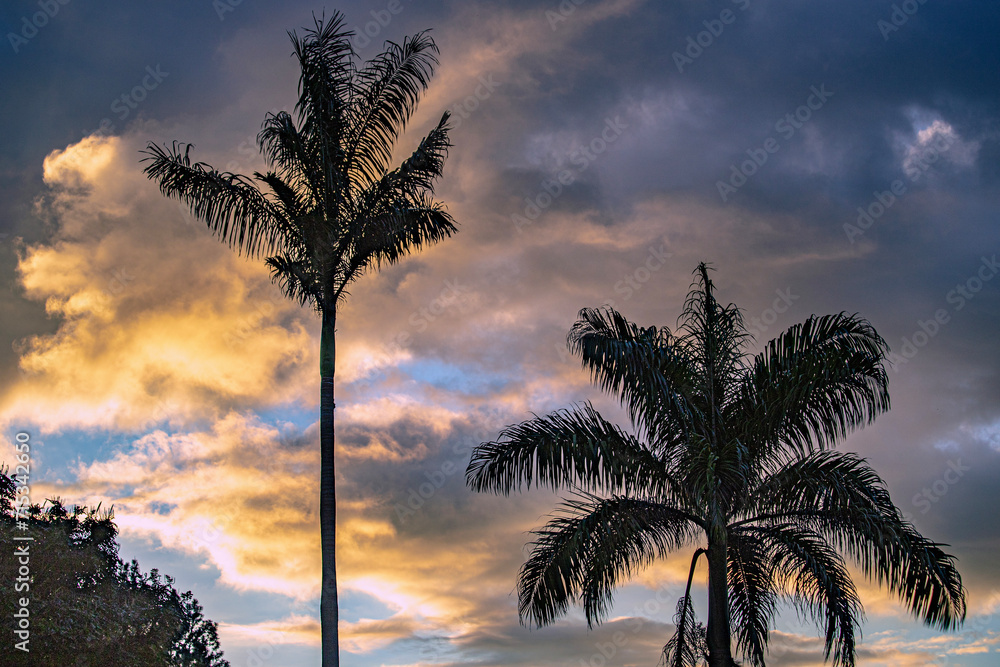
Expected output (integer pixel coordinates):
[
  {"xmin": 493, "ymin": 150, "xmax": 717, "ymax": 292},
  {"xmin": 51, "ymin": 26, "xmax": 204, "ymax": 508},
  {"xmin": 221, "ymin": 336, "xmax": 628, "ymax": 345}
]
[
  {"xmin": 467, "ymin": 263, "xmax": 965, "ymax": 667},
  {"xmin": 142, "ymin": 13, "xmax": 456, "ymax": 666}
]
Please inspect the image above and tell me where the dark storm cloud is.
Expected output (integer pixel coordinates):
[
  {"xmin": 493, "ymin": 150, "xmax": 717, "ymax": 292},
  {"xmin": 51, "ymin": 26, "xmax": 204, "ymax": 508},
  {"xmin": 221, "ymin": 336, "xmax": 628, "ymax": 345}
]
[
  {"xmin": 498, "ymin": 0, "xmax": 1000, "ymax": 225},
  {"xmin": 3, "ymin": 1, "xmax": 1000, "ymax": 664}
]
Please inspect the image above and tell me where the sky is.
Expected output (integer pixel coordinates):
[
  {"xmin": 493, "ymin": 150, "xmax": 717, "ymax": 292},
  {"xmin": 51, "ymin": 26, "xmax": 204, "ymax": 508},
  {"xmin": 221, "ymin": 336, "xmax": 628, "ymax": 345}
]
[{"xmin": 1, "ymin": 0, "xmax": 999, "ymax": 665}]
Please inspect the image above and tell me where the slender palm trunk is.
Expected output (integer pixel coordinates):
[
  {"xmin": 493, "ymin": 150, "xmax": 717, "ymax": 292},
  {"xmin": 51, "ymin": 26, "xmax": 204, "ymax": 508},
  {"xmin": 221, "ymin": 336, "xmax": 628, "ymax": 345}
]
[
  {"xmin": 676, "ymin": 548, "xmax": 706, "ymax": 665},
  {"xmin": 706, "ymin": 537, "xmax": 736, "ymax": 667},
  {"xmin": 320, "ymin": 308, "xmax": 339, "ymax": 667}
]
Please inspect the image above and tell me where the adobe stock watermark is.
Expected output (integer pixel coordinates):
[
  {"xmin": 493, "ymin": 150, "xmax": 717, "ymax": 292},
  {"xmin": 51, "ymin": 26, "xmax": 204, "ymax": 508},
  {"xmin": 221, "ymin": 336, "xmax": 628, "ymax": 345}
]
[
  {"xmin": 512, "ymin": 116, "xmax": 629, "ymax": 233},
  {"xmin": 12, "ymin": 432, "xmax": 33, "ymax": 654},
  {"xmin": 578, "ymin": 582, "xmax": 682, "ymax": 667},
  {"xmin": 716, "ymin": 84, "xmax": 834, "ymax": 202},
  {"xmin": 888, "ymin": 254, "xmax": 999, "ymax": 371},
  {"xmin": 546, "ymin": 0, "xmax": 587, "ymax": 31},
  {"xmin": 85, "ymin": 65, "xmax": 170, "ymax": 139},
  {"xmin": 911, "ymin": 459, "xmax": 970, "ymax": 515},
  {"xmin": 353, "ymin": 278, "xmax": 472, "ymax": 388},
  {"xmin": 175, "ymin": 200, "xmax": 200, "ymax": 228},
  {"xmin": 554, "ymin": 243, "xmax": 672, "ymax": 364},
  {"xmin": 393, "ymin": 431, "xmax": 484, "ymax": 523},
  {"xmin": 222, "ymin": 107, "xmax": 287, "ymax": 174},
  {"xmin": 416, "ymin": 636, "xmax": 452, "ymax": 665},
  {"xmin": 225, "ymin": 289, "xmax": 286, "ymax": 346},
  {"xmin": 348, "ymin": 0, "xmax": 409, "ymax": 51},
  {"xmin": 213, "ymin": 0, "xmax": 246, "ymax": 21},
  {"xmin": 7, "ymin": 0, "xmax": 72, "ymax": 54},
  {"xmin": 168, "ymin": 107, "xmax": 286, "ymax": 224},
  {"xmin": 241, "ymin": 638, "xmax": 280, "ymax": 667},
  {"xmin": 229, "ymin": 273, "xmax": 461, "ymax": 360},
  {"xmin": 447, "ymin": 74, "xmax": 501, "ymax": 130},
  {"xmin": 404, "ymin": 279, "xmax": 469, "ymax": 334},
  {"xmin": 672, "ymin": 0, "xmax": 752, "ymax": 73},
  {"xmin": 744, "ymin": 288, "xmax": 799, "ymax": 338},
  {"xmin": 844, "ymin": 129, "xmax": 955, "ymax": 243},
  {"xmin": 100, "ymin": 267, "xmax": 135, "ymax": 301},
  {"xmin": 878, "ymin": 0, "xmax": 931, "ymax": 42},
  {"xmin": 923, "ymin": 593, "xmax": 1000, "ymax": 667},
  {"xmin": 611, "ymin": 245, "xmax": 674, "ymax": 303}
]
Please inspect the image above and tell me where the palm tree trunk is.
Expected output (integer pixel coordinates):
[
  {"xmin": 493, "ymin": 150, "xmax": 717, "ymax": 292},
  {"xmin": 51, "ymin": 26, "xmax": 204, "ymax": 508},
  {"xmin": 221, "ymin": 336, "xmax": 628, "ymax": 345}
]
[
  {"xmin": 706, "ymin": 538, "xmax": 735, "ymax": 667},
  {"xmin": 320, "ymin": 308, "xmax": 339, "ymax": 667},
  {"xmin": 676, "ymin": 548, "xmax": 706, "ymax": 666}
]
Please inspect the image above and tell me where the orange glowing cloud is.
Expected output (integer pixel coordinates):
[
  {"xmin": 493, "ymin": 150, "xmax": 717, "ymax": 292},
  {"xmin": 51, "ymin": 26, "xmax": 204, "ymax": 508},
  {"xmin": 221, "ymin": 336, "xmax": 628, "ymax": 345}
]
[
  {"xmin": 218, "ymin": 614, "xmax": 321, "ymax": 648},
  {"xmin": 67, "ymin": 412, "xmax": 320, "ymax": 599},
  {"xmin": 5, "ymin": 134, "xmax": 318, "ymax": 432}
]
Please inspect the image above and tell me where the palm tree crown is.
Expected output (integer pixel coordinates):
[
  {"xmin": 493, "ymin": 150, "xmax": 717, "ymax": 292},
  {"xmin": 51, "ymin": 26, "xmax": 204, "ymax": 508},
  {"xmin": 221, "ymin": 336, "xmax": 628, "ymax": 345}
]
[
  {"xmin": 143, "ymin": 12, "xmax": 455, "ymax": 320},
  {"xmin": 143, "ymin": 12, "xmax": 456, "ymax": 667},
  {"xmin": 467, "ymin": 263, "xmax": 965, "ymax": 667}
]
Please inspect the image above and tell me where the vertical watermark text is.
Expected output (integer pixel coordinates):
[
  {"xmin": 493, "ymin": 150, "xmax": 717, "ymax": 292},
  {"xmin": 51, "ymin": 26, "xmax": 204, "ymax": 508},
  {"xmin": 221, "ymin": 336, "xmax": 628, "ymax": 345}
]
[{"xmin": 12, "ymin": 431, "xmax": 33, "ymax": 653}]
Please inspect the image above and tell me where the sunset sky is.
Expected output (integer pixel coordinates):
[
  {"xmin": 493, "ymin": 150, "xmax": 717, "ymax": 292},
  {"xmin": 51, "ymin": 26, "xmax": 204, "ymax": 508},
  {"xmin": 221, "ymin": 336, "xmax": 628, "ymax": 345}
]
[{"xmin": 2, "ymin": 1, "xmax": 999, "ymax": 665}]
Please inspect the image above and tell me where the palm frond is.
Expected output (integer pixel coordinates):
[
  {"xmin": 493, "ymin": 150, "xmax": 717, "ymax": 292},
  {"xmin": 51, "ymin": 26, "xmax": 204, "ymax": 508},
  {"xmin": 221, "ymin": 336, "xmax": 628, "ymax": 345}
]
[
  {"xmin": 750, "ymin": 524, "xmax": 862, "ymax": 667},
  {"xmin": 677, "ymin": 266, "xmax": 751, "ymax": 512},
  {"xmin": 678, "ymin": 263, "xmax": 750, "ymax": 401},
  {"xmin": 257, "ymin": 111, "xmax": 321, "ymax": 209},
  {"xmin": 141, "ymin": 142, "xmax": 287, "ymax": 257},
  {"xmin": 661, "ymin": 595, "xmax": 708, "ymax": 667},
  {"xmin": 290, "ymin": 12, "xmax": 356, "ymax": 135},
  {"xmin": 256, "ymin": 171, "xmax": 305, "ymax": 222},
  {"xmin": 265, "ymin": 253, "xmax": 322, "ymax": 309},
  {"xmin": 466, "ymin": 403, "xmax": 695, "ymax": 510},
  {"xmin": 742, "ymin": 451, "xmax": 966, "ymax": 631},
  {"xmin": 351, "ymin": 197, "xmax": 455, "ymax": 270},
  {"xmin": 727, "ymin": 531, "xmax": 777, "ymax": 667},
  {"xmin": 289, "ymin": 12, "xmax": 356, "ymax": 216},
  {"xmin": 376, "ymin": 111, "xmax": 452, "ymax": 199},
  {"xmin": 733, "ymin": 312, "xmax": 890, "ymax": 468},
  {"xmin": 568, "ymin": 306, "xmax": 699, "ymax": 448},
  {"xmin": 347, "ymin": 30, "xmax": 441, "ymax": 186},
  {"xmin": 518, "ymin": 494, "xmax": 697, "ymax": 628}
]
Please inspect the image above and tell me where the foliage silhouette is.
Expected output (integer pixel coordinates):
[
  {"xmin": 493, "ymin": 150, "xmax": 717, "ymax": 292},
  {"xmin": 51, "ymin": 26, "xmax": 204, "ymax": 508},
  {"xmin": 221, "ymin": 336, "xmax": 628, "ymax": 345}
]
[
  {"xmin": 142, "ymin": 11, "xmax": 455, "ymax": 666},
  {"xmin": 467, "ymin": 263, "xmax": 965, "ymax": 667},
  {"xmin": 0, "ymin": 466, "xmax": 228, "ymax": 666}
]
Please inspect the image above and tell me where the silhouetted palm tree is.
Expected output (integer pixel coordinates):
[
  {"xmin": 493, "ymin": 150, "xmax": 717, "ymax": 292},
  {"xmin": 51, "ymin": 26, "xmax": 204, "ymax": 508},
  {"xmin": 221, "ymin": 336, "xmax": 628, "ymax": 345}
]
[
  {"xmin": 143, "ymin": 13, "xmax": 456, "ymax": 666},
  {"xmin": 467, "ymin": 264, "xmax": 965, "ymax": 667}
]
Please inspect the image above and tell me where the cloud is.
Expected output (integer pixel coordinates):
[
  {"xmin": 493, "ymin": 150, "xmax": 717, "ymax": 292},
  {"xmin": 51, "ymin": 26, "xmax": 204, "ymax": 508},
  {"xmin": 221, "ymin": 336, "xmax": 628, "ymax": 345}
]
[
  {"xmin": 3, "ymin": 2, "xmax": 1000, "ymax": 666},
  {"xmin": 900, "ymin": 116, "xmax": 980, "ymax": 176},
  {"xmin": 219, "ymin": 614, "xmax": 321, "ymax": 648},
  {"xmin": 69, "ymin": 412, "xmax": 321, "ymax": 599},
  {"xmin": 340, "ymin": 614, "xmax": 438, "ymax": 654},
  {"xmin": 4, "ymin": 133, "xmax": 317, "ymax": 432}
]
